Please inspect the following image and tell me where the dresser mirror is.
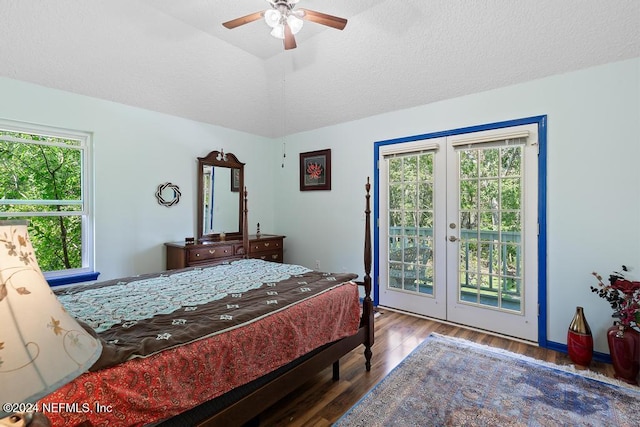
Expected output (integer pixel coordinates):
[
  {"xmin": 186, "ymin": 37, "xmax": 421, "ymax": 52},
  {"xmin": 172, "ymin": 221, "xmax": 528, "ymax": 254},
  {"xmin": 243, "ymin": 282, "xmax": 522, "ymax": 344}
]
[{"xmin": 197, "ymin": 150, "xmax": 244, "ymax": 242}]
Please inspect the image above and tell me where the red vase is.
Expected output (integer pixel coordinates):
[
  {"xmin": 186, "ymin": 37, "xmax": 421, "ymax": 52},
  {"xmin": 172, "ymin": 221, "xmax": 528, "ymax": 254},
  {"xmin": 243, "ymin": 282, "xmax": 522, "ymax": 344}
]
[
  {"xmin": 607, "ymin": 324, "xmax": 640, "ymax": 385},
  {"xmin": 567, "ymin": 306, "xmax": 593, "ymax": 366}
]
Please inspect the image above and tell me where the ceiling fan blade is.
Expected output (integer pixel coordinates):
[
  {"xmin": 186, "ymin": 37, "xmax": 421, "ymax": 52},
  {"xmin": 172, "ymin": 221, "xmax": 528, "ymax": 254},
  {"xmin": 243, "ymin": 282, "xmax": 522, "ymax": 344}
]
[
  {"xmin": 298, "ymin": 9, "xmax": 347, "ymax": 30},
  {"xmin": 283, "ymin": 22, "xmax": 297, "ymax": 50},
  {"xmin": 222, "ymin": 11, "xmax": 264, "ymax": 29}
]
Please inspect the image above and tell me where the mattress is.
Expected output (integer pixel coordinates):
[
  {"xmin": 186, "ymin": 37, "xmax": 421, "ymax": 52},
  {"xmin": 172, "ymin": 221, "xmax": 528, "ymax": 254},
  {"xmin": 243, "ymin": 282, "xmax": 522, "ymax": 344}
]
[{"xmin": 39, "ymin": 259, "xmax": 360, "ymax": 426}]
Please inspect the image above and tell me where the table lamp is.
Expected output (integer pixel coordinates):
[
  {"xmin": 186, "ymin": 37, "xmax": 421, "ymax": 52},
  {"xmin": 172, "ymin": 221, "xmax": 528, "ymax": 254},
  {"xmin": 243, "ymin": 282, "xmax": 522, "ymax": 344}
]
[{"xmin": 0, "ymin": 221, "xmax": 102, "ymax": 425}]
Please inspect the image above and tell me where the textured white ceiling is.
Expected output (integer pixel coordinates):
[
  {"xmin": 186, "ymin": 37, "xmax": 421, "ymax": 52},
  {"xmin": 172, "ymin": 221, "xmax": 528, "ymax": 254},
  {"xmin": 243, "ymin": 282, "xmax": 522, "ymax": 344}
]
[{"xmin": 0, "ymin": 0, "xmax": 638, "ymax": 138}]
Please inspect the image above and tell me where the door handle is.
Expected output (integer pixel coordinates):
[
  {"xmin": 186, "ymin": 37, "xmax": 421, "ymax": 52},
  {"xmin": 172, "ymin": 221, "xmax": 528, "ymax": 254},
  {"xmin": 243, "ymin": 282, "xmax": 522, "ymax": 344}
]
[{"xmin": 448, "ymin": 236, "xmax": 459, "ymax": 242}]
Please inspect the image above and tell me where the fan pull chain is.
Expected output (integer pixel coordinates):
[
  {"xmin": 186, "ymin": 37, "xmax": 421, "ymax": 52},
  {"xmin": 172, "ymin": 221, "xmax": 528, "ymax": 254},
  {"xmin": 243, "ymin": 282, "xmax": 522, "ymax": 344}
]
[{"xmin": 282, "ymin": 142, "xmax": 287, "ymax": 168}]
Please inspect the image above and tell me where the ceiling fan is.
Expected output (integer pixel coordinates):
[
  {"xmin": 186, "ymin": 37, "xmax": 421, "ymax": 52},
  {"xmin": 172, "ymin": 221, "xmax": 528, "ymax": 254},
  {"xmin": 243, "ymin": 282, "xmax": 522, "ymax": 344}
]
[{"xmin": 222, "ymin": 0, "xmax": 347, "ymax": 50}]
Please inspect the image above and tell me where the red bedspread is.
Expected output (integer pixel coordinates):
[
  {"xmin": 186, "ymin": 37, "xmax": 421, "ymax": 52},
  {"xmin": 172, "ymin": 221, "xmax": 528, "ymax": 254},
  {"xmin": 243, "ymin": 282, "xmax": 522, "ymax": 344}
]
[{"xmin": 39, "ymin": 272, "xmax": 360, "ymax": 426}]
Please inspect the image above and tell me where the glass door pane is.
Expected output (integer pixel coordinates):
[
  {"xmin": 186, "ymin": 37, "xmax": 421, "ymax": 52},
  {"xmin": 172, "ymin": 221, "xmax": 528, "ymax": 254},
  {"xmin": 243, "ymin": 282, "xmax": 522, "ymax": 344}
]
[
  {"xmin": 457, "ymin": 145, "xmax": 523, "ymax": 312},
  {"xmin": 387, "ymin": 153, "xmax": 435, "ymax": 296}
]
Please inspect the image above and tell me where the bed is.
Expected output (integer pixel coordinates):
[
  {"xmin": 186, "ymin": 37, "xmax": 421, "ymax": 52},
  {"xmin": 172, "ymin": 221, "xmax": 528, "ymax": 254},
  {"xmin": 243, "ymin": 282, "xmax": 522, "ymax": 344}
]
[{"xmin": 38, "ymin": 179, "xmax": 374, "ymax": 427}]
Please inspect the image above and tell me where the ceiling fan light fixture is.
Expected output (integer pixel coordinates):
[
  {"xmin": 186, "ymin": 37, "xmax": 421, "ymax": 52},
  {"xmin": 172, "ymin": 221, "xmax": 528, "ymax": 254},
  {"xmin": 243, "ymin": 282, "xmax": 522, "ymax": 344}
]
[
  {"xmin": 287, "ymin": 14, "xmax": 303, "ymax": 34},
  {"xmin": 270, "ymin": 24, "xmax": 285, "ymax": 39},
  {"xmin": 264, "ymin": 9, "xmax": 282, "ymax": 28}
]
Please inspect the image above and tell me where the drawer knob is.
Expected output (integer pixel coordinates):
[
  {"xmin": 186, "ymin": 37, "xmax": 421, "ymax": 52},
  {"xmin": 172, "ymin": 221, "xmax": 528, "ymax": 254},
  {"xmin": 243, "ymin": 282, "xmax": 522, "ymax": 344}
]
[{"xmin": 195, "ymin": 253, "xmax": 200, "ymax": 257}]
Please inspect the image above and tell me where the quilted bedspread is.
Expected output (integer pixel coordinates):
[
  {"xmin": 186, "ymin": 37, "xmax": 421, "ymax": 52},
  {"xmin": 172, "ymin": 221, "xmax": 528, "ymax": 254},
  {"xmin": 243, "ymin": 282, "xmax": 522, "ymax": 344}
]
[{"xmin": 39, "ymin": 259, "xmax": 361, "ymax": 426}]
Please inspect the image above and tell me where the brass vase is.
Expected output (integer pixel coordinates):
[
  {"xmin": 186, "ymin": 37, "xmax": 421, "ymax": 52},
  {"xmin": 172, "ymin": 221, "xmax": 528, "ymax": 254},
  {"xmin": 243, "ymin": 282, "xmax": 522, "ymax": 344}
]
[{"xmin": 567, "ymin": 306, "xmax": 593, "ymax": 366}]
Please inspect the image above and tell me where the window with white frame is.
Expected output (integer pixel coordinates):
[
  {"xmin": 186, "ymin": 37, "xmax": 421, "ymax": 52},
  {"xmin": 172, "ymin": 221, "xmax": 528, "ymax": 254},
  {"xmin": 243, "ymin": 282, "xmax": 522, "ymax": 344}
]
[{"xmin": 0, "ymin": 119, "xmax": 94, "ymax": 282}]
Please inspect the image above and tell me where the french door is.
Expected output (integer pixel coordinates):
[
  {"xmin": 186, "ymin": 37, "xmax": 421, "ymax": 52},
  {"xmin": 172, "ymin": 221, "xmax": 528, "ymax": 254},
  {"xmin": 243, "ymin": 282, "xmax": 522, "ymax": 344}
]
[{"xmin": 378, "ymin": 123, "xmax": 539, "ymax": 342}]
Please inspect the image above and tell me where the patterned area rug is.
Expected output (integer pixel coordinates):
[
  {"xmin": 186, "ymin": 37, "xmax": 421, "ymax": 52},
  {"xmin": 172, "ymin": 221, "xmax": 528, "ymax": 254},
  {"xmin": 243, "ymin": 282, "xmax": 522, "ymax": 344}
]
[{"xmin": 335, "ymin": 333, "xmax": 640, "ymax": 426}]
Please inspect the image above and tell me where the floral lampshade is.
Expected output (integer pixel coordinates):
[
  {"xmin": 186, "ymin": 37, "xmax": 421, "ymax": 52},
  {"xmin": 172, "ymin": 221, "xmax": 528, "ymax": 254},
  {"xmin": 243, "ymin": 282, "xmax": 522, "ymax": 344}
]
[{"xmin": 0, "ymin": 221, "xmax": 102, "ymax": 417}]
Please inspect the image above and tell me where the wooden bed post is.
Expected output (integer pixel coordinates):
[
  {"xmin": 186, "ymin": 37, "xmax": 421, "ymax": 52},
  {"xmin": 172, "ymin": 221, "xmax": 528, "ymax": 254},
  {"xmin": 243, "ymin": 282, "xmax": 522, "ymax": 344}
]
[
  {"xmin": 242, "ymin": 186, "xmax": 249, "ymax": 258},
  {"xmin": 186, "ymin": 180, "xmax": 376, "ymax": 426},
  {"xmin": 362, "ymin": 177, "xmax": 374, "ymax": 371}
]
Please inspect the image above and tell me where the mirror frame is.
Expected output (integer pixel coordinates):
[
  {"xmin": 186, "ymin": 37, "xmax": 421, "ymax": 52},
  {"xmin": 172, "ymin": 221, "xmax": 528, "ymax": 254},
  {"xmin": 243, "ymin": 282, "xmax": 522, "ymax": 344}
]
[{"xmin": 196, "ymin": 150, "xmax": 245, "ymax": 242}]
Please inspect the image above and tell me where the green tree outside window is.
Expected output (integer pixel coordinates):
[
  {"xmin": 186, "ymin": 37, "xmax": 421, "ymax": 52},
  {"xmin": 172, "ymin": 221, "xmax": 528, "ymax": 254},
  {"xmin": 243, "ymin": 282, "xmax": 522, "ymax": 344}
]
[{"xmin": 0, "ymin": 126, "xmax": 88, "ymax": 273}]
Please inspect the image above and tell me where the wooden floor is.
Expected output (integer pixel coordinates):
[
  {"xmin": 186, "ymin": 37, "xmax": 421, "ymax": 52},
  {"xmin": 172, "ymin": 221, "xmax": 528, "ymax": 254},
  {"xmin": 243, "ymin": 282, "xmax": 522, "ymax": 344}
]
[{"xmin": 259, "ymin": 308, "xmax": 615, "ymax": 427}]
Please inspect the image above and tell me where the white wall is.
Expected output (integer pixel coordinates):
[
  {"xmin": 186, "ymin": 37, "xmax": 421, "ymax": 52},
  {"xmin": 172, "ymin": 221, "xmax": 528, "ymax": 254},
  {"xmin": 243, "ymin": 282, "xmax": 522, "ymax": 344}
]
[
  {"xmin": 0, "ymin": 78, "xmax": 277, "ymax": 281},
  {"xmin": 275, "ymin": 58, "xmax": 640, "ymax": 354},
  {"xmin": 1, "ymin": 58, "xmax": 638, "ymax": 354}
]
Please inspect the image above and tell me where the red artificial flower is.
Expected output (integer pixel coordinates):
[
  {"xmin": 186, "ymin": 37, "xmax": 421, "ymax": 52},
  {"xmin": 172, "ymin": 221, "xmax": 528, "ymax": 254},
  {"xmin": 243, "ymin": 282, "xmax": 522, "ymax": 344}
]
[
  {"xmin": 591, "ymin": 268, "xmax": 640, "ymax": 328},
  {"xmin": 611, "ymin": 279, "xmax": 640, "ymax": 295}
]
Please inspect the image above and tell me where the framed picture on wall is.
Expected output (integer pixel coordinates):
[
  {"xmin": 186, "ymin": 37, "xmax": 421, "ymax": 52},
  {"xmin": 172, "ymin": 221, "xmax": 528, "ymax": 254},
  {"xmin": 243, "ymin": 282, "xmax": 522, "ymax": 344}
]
[
  {"xmin": 300, "ymin": 149, "xmax": 331, "ymax": 191},
  {"xmin": 231, "ymin": 168, "xmax": 240, "ymax": 192}
]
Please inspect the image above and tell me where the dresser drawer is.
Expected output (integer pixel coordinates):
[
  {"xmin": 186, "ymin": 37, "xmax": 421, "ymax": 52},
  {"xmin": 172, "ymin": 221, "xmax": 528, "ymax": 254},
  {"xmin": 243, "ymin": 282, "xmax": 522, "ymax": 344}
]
[
  {"xmin": 250, "ymin": 239, "xmax": 282, "ymax": 253},
  {"xmin": 188, "ymin": 244, "xmax": 235, "ymax": 262},
  {"xmin": 234, "ymin": 242, "xmax": 247, "ymax": 256},
  {"xmin": 166, "ymin": 235, "xmax": 285, "ymax": 270},
  {"xmin": 251, "ymin": 250, "xmax": 283, "ymax": 263}
]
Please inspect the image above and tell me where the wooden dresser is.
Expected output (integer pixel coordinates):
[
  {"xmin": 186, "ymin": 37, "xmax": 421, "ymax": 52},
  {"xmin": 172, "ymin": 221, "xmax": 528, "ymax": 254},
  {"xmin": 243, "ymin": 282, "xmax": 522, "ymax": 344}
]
[{"xmin": 165, "ymin": 234, "xmax": 285, "ymax": 270}]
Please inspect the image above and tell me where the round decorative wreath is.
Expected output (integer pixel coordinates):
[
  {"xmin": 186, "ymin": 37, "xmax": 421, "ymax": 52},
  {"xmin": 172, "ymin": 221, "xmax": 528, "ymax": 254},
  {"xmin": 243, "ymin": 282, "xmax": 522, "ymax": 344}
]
[{"xmin": 155, "ymin": 182, "xmax": 181, "ymax": 207}]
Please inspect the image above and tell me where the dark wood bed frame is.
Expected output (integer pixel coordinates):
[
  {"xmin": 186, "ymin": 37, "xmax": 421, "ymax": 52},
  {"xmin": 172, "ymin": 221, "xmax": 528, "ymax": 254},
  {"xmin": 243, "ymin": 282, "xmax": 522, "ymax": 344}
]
[
  {"xmin": 74, "ymin": 180, "xmax": 373, "ymax": 427},
  {"xmin": 181, "ymin": 178, "xmax": 375, "ymax": 426}
]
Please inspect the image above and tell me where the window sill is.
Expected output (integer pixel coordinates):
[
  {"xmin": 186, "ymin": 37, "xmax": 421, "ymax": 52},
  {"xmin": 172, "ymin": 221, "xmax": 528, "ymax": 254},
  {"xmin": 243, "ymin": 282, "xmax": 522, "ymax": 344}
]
[{"xmin": 46, "ymin": 271, "xmax": 100, "ymax": 287}]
